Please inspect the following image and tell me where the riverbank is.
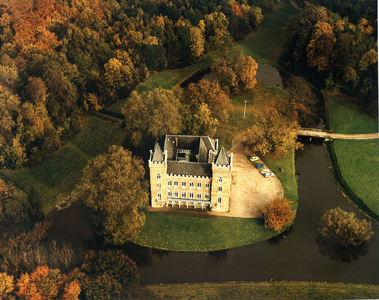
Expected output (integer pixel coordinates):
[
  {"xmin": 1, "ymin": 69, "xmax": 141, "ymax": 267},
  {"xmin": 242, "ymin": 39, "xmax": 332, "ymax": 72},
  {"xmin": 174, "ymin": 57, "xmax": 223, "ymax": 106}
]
[
  {"xmin": 324, "ymin": 92, "xmax": 379, "ymax": 222},
  {"xmin": 137, "ymin": 281, "xmax": 379, "ymax": 299}
]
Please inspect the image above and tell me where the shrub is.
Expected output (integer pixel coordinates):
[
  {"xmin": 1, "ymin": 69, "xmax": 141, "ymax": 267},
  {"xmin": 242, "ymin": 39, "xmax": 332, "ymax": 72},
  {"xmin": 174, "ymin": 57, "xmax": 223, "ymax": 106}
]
[
  {"xmin": 318, "ymin": 207, "xmax": 373, "ymax": 246},
  {"xmin": 259, "ymin": 197, "xmax": 296, "ymax": 231}
]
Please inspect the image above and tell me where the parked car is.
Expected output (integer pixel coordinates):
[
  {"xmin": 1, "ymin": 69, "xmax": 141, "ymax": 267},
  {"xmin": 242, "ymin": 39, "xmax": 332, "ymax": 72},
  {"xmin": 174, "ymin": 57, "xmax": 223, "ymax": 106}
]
[
  {"xmin": 260, "ymin": 169, "xmax": 270, "ymax": 174},
  {"xmin": 250, "ymin": 156, "xmax": 259, "ymax": 161},
  {"xmin": 264, "ymin": 172, "xmax": 275, "ymax": 178},
  {"xmin": 255, "ymin": 163, "xmax": 264, "ymax": 169}
]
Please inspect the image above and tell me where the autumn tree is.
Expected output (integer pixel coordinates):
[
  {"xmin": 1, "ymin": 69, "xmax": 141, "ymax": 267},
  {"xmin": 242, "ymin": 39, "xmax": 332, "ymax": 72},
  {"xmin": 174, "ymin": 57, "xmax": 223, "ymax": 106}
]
[
  {"xmin": 123, "ymin": 88, "xmax": 182, "ymax": 148},
  {"xmin": 16, "ymin": 266, "xmax": 80, "ymax": 300},
  {"xmin": 185, "ymin": 79, "xmax": 233, "ymax": 121},
  {"xmin": 243, "ymin": 105, "xmax": 302, "ymax": 158},
  {"xmin": 189, "ymin": 25, "xmax": 205, "ymax": 58},
  {"xmin": 234, "ymin": 56, "xmax": 258, "ymax": 91},
  {"xmin": 259, "ymin": 197, "xmax": 296, "ymax": 231},
  {"xmin": 79, "ymin": 145, "xmax": 149, "ymax": 245},
  {"xmin": 0, "ymin": 272, "xmax": 14, "ymax": 299},
  {"xmin": 318, "ymin": 207, "xmax": 374, "ymax": 247},
  {"xmin": 80, "ymin": 250, "xmax": 139, "ymax": 300},
  {"xmin": 181, "ymin": 103, "xmax": 219, "ymax": 137}
]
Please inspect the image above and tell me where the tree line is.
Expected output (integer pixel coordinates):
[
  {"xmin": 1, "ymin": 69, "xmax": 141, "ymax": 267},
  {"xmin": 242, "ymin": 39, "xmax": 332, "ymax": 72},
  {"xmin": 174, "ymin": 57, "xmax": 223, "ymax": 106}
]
[
  {"xmin": 0, "ymin": 0, "xmax": 279, "ymax": 169},
  {"xmin": 280, "ymin": 2, "xmax": 377, "ymax": 116}
]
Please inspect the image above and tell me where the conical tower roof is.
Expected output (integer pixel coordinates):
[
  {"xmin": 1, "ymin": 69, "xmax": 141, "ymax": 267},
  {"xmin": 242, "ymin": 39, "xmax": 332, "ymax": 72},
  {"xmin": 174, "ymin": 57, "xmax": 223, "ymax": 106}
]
[
  {"xmin": 152, "ymin": 141, "xmax": 164, "ymax": 162},
  {"xmin": 214, "ymin": 147, "xmax": 229, "ymax": 166}
]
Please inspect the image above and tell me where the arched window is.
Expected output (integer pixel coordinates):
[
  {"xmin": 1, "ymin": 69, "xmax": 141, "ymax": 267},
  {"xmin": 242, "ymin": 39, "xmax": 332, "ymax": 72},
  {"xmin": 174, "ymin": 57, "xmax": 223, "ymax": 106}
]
[
  {"xmin": 157, "ymin": 174, "xmax": 161, "ymax": 180},
  {"xmin": 218, "ymin": 177, "xmax": 223, "ymax": 184}
]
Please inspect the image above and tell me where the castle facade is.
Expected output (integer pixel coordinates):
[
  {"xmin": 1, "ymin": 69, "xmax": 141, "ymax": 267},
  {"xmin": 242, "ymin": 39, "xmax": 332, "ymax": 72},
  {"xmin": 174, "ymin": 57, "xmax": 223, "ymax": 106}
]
[{"xmin": 148, "ymin": 135, "xmax": 232, "ymax": 212}]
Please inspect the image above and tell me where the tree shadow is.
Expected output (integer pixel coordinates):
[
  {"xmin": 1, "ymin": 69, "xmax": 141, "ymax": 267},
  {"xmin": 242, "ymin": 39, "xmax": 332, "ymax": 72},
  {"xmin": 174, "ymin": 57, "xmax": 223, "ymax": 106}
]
[
  {"xmin": 316, "ymin": 236, "xmax": 369, "ymax": 263},
  {"xmin": 208, "ymin": 249, "xmax": 228, "ymax": 260},
  {"xmin": 266, "ymin": 226, "xmax": 293, "ymax": 245}
]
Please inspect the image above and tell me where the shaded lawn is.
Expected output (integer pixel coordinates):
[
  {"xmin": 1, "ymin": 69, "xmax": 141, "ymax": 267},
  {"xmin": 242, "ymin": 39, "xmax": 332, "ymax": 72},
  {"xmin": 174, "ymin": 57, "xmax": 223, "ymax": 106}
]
[
  {"xmin": 0, "ymin": 117, "xmax": 122, "ymax": 212},
  {"xmin": 334, "ymin": 139, "xmax": 379, "ymax": 215},
  {"xmin": 325, "ymin": 92, "xmax": 378, "ymax": 134},
  {"xmin": 139, "ymin": 281, "xmax": 379, "ymax": 300},
  {"xmin": 237, "ymin": 0, "xmax": 299, "ymax": 65}
]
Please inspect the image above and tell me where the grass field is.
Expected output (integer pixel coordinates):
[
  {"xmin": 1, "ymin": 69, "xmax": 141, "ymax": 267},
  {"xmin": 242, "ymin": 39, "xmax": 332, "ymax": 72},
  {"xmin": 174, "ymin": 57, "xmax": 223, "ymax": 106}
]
[
  {"xmin": 138, "ymin": 281, "xmax": 379, "ymax": 299},
  {"xmin": 334, "ymin": 140, "xmax": 379, "ymax": 216},
  {"xmin": 325, "ymin": 92, "xmax": 378, "ymax": 134},
  {"xmin": 237, "ymin": 0, "xmax": 298, "ymax": 66},
  {"xmin": 324, "ymin": 91, "xmax": 379, "ymax": 220},
  {"xmin": 0, "ymin": 117, "xmax": 122, "ymax": 212},
  {"xmin": 134, "ymin": 82, "xmax": 297, "ymax": 252}
]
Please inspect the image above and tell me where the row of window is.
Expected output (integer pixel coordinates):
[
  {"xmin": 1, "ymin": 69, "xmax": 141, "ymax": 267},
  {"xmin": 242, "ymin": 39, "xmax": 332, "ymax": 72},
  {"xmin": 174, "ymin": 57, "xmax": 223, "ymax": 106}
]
[
  {"xmin": 156, "ymin": 174, "xmax": 223, "ymax": 185},
  {"xmin": 157, "ymin": 184, "xmax": 223, "ymax": 193},
  {"xmin": 157, "ymin": 192, "xmax": 222, "ymax": 204},
  {"xmin": 167, "ymin": 181, "xmax": 210, "ymax": 189}
]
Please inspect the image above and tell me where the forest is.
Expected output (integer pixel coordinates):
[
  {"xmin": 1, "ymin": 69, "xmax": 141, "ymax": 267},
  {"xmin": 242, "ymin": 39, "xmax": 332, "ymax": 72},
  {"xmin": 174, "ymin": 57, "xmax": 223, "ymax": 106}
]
[{"xmin": 0, "ymin": 0, "xmax": 377, "ymax": 298}]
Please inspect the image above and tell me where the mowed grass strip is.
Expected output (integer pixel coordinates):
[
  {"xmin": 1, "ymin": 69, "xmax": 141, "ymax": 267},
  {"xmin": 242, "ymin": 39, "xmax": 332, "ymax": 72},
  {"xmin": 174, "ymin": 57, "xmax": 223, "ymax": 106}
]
[
  {"xmin": 136, "ymin": 212, "xmax": 274, "ymax": 252},
  {"xmin": 0, "ymin": 117, "xmax": 121, "ymax": 212},
  {"xmin": 325, "ymin": 92, "xmax": 378, "ymax": 134},
  {"xmin": 334, "ymin": 139, "xmax": 379, "ymax": 215},
  {"xmin": 139, "ymin": 281, "xmax": 379, "ymax": 300},
  {"xmin": 237, "ymin": 0, "xmax": 299, "ymax": 65}
]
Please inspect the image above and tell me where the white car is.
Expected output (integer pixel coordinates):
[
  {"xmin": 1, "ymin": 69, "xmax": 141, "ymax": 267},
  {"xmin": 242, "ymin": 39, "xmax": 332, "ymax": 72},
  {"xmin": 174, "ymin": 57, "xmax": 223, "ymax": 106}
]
[
  {"xmin": 250, "ymin": 156, "xmax": 259, "ymax": 161},
  {"xmin": 260, "ymin": 169, "xmax": 270, "ymax": 174},
  {"xmin": 264, "ymin": 172, "xmax": 275, "ymax": 178}
]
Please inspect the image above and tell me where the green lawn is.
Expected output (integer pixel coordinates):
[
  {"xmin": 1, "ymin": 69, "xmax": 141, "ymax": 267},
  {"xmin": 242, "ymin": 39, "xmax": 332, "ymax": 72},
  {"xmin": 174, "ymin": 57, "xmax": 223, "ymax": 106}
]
[
  {"xmin": 325, "ymin": 91, "xmax": 379, "ymax": 220},
  {"xmin": 237, "ymin": 0, "xmax": 299, "ymax": 65},
  {"xmin": 0, "ymin": 117, "xmax": 122, "ymax": 212},
  {"xmin": 334, "ymin": 140, "xmax": 379, "ymax": 215},
  {"xmin": 138, "ymin": 281, "xmax": 379, "ymax": 300},
  {"xmin": 325, "ymin": 92, "xmax": 378, "ymax": 134}
]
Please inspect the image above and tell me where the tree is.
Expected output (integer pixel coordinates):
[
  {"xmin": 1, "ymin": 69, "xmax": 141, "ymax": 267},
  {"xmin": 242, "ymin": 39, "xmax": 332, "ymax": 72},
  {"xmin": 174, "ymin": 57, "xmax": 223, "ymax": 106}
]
[
  {"xmin": 234, "ymin": 56, "xmax": 258, "ymax": 91},
  {"xmin": 79, "ymin": 145, "xmax": 149, "ymax": 245},
  {"xmin": 181, "ymin": 103, "xmax": 219, "ymax": 137},
  {"xmin": 123, "ymin": 88, "xmax": 182, "ymax": 148},
  {"xmin": 0, "ymin": 272, "xmax": 14, "ymax": 299},
  {"xmin": 16, "ymin": 266, "xmax": 80, "ymax": 300},
  {"xmin": 189, "ymin": 26, "xmax": 205, "ymax": 58},
  {"xmin": 259, "ymin": 197, "xmax": 295, "ymax": 231},
  {"xmin": 318, "ymin": 207, "xmax": 373, "ymax": 247},
  {"xmin": 243, "ymin": 105, "xmax": 302, "ymax": 158},
  {"xmin": 185, "ymin": 79, "xmax": 233, "ymax": 121},
  {"xmin": 81, "ymin": 250, "xmax": 139, "ymax": 300}
]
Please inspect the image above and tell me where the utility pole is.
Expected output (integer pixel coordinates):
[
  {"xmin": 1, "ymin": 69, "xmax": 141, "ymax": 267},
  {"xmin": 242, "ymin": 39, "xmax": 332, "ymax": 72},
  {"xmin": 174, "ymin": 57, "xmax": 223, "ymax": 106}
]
[{"xmin": 243, "ymin": 100, "xmax": 248, "ymax": 118}]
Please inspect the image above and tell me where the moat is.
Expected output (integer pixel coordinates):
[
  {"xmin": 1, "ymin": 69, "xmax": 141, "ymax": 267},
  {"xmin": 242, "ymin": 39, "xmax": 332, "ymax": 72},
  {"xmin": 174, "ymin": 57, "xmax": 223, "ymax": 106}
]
[{"xmin": 46, "ymin": 140, "xmax": 379, "ymax": 285}]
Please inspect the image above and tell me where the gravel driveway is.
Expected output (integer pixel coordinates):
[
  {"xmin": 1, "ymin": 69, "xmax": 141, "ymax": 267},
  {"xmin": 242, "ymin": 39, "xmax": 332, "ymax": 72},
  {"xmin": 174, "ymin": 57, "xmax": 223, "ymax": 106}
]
[{"xmin": 227, "ymin": 134, "xmax": 284, "ymax": 218}]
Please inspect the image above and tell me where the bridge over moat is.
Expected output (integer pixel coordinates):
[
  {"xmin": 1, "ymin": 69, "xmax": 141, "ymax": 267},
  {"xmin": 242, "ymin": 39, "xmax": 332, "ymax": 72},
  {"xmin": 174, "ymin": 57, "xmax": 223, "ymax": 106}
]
[{"xmin": 297, "ymin": 128, "xmax": 379, "ymax": 140}]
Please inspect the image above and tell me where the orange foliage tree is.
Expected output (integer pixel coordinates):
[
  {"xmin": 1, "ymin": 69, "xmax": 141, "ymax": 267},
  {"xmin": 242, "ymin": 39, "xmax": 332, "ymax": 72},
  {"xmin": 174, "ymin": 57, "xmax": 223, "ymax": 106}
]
[
  {"xmin": 16, "ymin": 266, "xmax": 80, "ymax": 300},
  {"xmin": 185, "ymin": 79, "xmax": 233, "ymax": 121},
  {"xmin": 259, "ymin": 197, "xmax": 296, "ymax": 231}
]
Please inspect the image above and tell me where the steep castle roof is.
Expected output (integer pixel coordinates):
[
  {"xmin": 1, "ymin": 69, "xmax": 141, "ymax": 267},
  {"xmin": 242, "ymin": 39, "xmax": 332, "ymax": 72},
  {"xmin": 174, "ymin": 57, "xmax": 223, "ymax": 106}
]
[
  {"xmin": 214, "ymin": 147, "xmax": 229, "ymax": 166},
  {"xmin": 151, "ymin": 141, "xmax": 164, "ymax": 162}
]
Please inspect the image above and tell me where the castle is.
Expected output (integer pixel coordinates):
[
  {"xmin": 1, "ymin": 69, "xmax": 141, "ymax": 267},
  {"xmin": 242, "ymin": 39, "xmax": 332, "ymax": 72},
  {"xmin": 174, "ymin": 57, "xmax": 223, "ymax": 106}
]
[{"xmin": 148, "ymin": 135, "xmax": 232, "ymax": 212}]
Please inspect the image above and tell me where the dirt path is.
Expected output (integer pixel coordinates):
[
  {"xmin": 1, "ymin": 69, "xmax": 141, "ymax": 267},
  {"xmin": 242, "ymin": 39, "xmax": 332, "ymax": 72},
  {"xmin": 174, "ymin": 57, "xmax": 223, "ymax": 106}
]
[
  {"xmin": 226, "ymin": 134, "xmax": 284, "ymax": 218},
  {"xmin": 298, "ymin": 129, "xmax": 379, "ymax": 140}
]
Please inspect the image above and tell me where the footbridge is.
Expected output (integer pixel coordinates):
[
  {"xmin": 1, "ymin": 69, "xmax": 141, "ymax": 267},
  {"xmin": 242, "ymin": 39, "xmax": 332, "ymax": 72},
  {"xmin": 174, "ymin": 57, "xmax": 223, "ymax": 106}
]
[{"xmin": 297, "ymin": 128, "xmax": 379, "ymax": 140}]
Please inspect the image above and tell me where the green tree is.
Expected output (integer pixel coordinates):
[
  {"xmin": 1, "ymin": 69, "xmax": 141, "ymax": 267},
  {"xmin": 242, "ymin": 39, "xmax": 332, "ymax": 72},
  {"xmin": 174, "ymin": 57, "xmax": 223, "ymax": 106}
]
[
  {"xmin": 81, "ymin": 250, "xmax": 139, "ymax": 300},
  {"xmin": 259, "ymin": 197, "xmax": 295, "ymax": 231},
  {"xmin": 79, "ymin": 145, "xmax": 149, "ymax": 245},
  {"xmin": 318, "ymin": 207, "xmax": 373, "ymax": 247},
  {"xmin": 123, "ymin": 88, "xmax": 182, "ymax": 148}
]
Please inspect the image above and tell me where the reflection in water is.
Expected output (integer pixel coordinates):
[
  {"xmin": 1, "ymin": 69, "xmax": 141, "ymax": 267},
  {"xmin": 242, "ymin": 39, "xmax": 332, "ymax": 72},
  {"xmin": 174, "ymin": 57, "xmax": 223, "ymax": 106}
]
[
  {"xmin": 316, "ymin": 236, "xmax": 369, "ymax": 263},
  {"xmin": 152, "ymin": 248, "xmax": 169, "ymax": 260},
  {"xmin": 208, "ymin": 249, "xmax": 227, "ymax": 260},
  {"xmin": 266, "ymin": 227, "xmax": 293, "ymax": 246}
]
